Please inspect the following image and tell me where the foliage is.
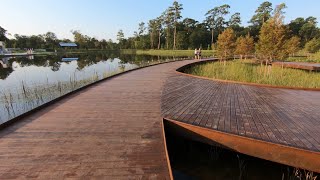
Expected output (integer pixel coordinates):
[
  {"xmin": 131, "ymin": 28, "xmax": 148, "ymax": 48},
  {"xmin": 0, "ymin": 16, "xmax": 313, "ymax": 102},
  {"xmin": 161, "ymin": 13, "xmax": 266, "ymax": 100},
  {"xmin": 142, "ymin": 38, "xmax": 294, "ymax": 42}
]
[
  {"xmin": 205, "ymin": 4, "xmax": 231, "ymax": 45},
  {"xmin": 117, "ymin": 29, "xmax": 125, "ymax": 49},
  {"xmin": 256, "ymin": 4, "xmax": 288, "ymax": 61},
  {"xmin": 288, "ymin": 17, "xmax": 320, "ymax": 46},
  {"xmin": 148, "ymin": 19, "xmax": 158, "ymax": 49},
  {"xmin": 285, "ymin": 36, "xmax": 301, "ymax": 56},
  {"xmin": 229, "ymin": 13, "xmax": 241, "ymax": 27},
  {"xmin": 235, "ymin": 34, "xmax": 255, "ymax": 59},
  {"xmin": 250, "ymin": 1, "xmax": 273, "ymax": 26},
  {"xmin": 256, "ymin": 19, "xmax": 288, "ymax": 60},
  {"xmin": 170, "ymin": 1, "xmax": 183, "ymax": 49},
  {"xmin": 0, "ymin": 26, "xmax": 7, "ymax": 41},
  {"xmin": 1, "ymin": 1, "xmax": 320, "ymax": 55},
  {"xmin": 216, "ymin": 28, "xmax": 236, "ymax": 59},
  {"xmin": 304, "ymin": 38, "xmax": 320, "ymax": 53}
]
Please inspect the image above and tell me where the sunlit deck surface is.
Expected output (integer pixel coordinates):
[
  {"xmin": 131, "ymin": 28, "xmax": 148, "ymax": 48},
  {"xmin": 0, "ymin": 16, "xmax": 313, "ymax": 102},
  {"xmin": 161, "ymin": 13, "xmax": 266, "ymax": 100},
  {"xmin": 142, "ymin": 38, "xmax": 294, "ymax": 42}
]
[
  {"xmin": 1, "ymin": 59, "xmax": 320, "ymax": 179},
  {"xmin": 0, "ymin": 60, "xmax": 200, "ymax": 179},
  {"xmin": 273, "ymin": 61, "xmax": 320, "ymax": 71},
  {"xmin": 162, "ymin": 61, "xmax": 320, "ymax": 172}
]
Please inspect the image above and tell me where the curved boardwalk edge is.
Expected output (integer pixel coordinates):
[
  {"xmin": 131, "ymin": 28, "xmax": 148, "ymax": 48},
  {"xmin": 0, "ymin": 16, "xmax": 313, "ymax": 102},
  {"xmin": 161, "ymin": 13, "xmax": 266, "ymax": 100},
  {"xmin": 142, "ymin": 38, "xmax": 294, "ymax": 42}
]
[
  {"xmin": 162, "ymin": 59, "xmax": 320, "ymax": 173},
  {"xmin": 164, "ymin": 119, "xmax": 320, "ymax": 173},
  {"xmin": 177, "ymin": 59, "xmax": 320, "ymax": 91}
]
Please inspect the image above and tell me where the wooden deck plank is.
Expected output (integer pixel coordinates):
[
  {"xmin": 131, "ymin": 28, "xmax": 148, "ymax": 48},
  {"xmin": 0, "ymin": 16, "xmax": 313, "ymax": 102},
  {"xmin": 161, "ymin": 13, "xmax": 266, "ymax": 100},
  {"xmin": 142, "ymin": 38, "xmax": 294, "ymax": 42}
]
[
  {"xmin": 1, "ymin": 58, "xmax": 320, "ymax": 178},
  {"xmin": 0, "ymin": 59, "xmax": 205, "ymax": 179},
  {"xmin": 272, "ymin": 61, "xmax": 320, "ymax": 71},
  {"xmin": 162, "ymin": 63, "xmax": 320, "ymax": 154}
]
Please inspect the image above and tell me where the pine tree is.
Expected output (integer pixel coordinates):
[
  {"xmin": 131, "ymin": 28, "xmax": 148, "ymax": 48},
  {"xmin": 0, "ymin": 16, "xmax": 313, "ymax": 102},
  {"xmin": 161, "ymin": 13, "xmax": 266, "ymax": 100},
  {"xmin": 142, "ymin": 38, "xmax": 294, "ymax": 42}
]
[
  {"xmin": 205, "ymin": 4, "xmax": 230, "ymax": 46},
  {"xmin": 170, "ymin": 1, "xmax": 183, "ymax": 50}
]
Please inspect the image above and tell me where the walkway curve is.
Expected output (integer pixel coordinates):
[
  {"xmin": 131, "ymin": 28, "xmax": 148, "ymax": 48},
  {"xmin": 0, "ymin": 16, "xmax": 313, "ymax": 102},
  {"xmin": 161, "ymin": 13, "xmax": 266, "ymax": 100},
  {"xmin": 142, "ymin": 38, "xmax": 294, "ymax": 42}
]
[
  {"xmin": 161, "ymin": 59, "xmax": 320, "ymax": 172},
  {"xmin": 0, "ymin": 59, "xmax": 200, "ymax": 179},
  {"xmin": 1, "ymin": 58, "xmax": 320, "ymax": 179}
]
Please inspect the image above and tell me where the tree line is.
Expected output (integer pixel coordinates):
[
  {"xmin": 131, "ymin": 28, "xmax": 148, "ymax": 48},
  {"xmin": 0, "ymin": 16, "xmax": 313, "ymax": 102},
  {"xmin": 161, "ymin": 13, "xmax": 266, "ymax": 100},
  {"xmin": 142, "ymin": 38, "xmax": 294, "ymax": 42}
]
[
  {"xmin": 1, "ymin": 1, "xmax": 320, "ymax": 58},
  {"xmin": 0, "ymin": 29, "xmax": 120, "ymax": 50},
  {"xmin": 116, "ymin": 1, "xmax": 320, "ymax": 59}
]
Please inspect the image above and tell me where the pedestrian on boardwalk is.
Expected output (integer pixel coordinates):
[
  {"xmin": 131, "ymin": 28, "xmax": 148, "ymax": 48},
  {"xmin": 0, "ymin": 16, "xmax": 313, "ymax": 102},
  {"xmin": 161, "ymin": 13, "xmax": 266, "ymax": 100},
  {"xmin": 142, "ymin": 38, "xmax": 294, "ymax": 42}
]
[
  {"xmin": 194, "ymin": 48, "xmax": 198, "ymax": 59},
  {"xmin": 198, "ymin": 48, "xmax": 202, "ymax": 60}
]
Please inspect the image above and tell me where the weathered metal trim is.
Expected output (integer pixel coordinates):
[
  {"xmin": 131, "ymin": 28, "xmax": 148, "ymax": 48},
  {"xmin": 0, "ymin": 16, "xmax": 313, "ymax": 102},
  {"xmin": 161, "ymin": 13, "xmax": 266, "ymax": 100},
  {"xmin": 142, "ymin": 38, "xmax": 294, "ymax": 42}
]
[
  {"xmin": 161, "ymin": 119, "xmax": 174, "ymax": 180},
  {"xmin": 164, "ymin": 118, "xmax": 320, "ymax": 173}
]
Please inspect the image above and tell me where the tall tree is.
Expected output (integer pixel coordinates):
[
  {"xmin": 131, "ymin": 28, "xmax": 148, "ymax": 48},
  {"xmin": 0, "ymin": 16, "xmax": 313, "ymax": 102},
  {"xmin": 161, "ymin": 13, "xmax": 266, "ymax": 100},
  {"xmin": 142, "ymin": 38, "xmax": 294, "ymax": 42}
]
[
  {"xmin": 163, "ymin": 9, "xmax": 174, "ymax": 49},
  {"xmin": 71, "ymin": 30, "xmax": 87, "ymax": 48},
  {"xmin": 285, "ymin": 36, "xmax": 300, "ymax": 56},
  {"xmin": 148, "ymin": 19, "xmax": 158, "ymax": 49},
  {"xmin": 256, "ymin": 3, "xmax": 288, "ymax": 61},
  {"xmin": 182, "ymin": 18, "xmax": 198, "ymax": 34},
  {"xmin": 44, "ymin": 32, "xmax": 57, "ymax": 49},
  {"xmin": 117, "ymin": 29, "xmax": 125, "ymax": 49},
  {"xmin": 138, "ymin": 22, "xmax": 146, "ymax": 37},
  {"xmin": 235, "ymin": 34, "xmax": 254, "ymax": 59},
  {"xmin": 250, "ymin": 1, "xmax": 273, "ymax": 26},
  {"xmin": 0, "ymin": 26, "xmax": 7, "ymax": 41},
  {"xmin": 205, "ymin": 4, "xmax": 230, "ymax": 45},
  {"xmin": 299, "ymin": 17, "xmax": 319, "ymax": 44},
  {"xmin": 156, "ymin": 16, "xmax": 163, "ymax": 49},
  {"xmin": 217, "ymin": 28, "xmax": 236, "ymax": 60},
  {"xmin": 169, "ymin": 1, "xmax": 183, "ymax": 49},
  {"xmin": 229, "ymin": 13, "xmax": 241, "ymax": 27}
]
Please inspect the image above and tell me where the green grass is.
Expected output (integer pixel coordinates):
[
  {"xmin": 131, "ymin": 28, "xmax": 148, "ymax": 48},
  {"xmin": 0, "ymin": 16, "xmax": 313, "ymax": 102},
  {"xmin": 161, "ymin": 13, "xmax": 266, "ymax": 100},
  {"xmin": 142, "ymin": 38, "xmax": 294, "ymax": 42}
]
[
  {"xmin": 122, "ymin": 49, "xmax": 215, "ymax": 57},
  {"xmin": 184, "ymin": 60, "xmax": 320, "ymax": 88}
]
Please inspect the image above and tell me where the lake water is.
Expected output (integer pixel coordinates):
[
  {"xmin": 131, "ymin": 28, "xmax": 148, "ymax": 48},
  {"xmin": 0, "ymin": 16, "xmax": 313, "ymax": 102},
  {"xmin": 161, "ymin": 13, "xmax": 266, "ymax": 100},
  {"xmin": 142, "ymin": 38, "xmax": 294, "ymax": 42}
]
[{"xmin": 0, "ymin": 52, "xmax": 188, "ymax": 124}]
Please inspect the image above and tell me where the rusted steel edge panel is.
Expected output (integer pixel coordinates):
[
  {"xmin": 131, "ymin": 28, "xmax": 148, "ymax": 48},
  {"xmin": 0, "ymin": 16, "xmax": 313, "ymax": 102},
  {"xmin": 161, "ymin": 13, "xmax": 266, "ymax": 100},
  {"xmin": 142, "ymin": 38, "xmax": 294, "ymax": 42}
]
[
  {"xmin": 177, "ymin": 60, "xmax": 320, "ymax": 91},
  {"xmin": 0, "ymin": 58, "xmax": 199, "ymax": 131},
  {"xmin": 161, "ymin": 120, "xmax": 174, "ymax": 180},
  {"xmin": 164, "ymin": 118, "xmax": 320, "ymax": 173}
]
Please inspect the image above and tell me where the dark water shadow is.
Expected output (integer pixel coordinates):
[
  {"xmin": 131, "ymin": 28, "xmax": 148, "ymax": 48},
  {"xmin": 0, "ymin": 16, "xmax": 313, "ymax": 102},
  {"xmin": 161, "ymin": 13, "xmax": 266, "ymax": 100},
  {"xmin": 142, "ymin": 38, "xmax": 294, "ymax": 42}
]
[{"xmin": 163, "ymin": 120, "xmax": 318, "ymax": 180}]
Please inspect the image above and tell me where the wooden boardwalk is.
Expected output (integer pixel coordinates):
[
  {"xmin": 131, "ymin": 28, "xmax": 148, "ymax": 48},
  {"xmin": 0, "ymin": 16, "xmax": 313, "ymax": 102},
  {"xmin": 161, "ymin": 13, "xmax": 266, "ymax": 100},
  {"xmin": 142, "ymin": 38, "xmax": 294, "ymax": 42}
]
[
  {"xmin": 162, "ymin": 61, "xmax": 320, "ymax": 172},
  {"xmin": 273, "ymin": 61, "xmax": 320, "ymax": 71},
  {"xmin": 1, "ymin": 59, "xmax": 320, "ymax": 179},
  {"xmin": 0, "ymin": 60, "xmax": 199, "ymax": 179}
]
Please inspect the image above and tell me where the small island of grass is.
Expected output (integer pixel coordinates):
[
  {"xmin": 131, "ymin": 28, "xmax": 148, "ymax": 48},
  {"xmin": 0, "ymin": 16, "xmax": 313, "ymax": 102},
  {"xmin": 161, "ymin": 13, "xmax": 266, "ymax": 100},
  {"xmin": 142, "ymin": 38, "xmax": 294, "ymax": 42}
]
[{"xmin": 183, "ymin": 60, "xmax": 320, "ymax": 89}]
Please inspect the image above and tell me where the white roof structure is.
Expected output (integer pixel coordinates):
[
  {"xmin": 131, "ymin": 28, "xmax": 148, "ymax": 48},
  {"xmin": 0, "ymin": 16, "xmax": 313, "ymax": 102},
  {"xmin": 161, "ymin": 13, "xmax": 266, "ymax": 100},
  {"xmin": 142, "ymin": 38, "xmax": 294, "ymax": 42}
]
[{"xmin": 59, "ymin": 42, "xmax": 77, "ymax": 47}]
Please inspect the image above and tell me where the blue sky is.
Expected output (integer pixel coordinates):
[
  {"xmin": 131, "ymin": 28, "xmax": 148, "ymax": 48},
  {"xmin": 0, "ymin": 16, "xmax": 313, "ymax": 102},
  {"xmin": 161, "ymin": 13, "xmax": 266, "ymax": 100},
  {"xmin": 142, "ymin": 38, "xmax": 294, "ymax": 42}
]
[{"xmin": 1, "ymin": 0, "xmax": 319, "ymax": 41}]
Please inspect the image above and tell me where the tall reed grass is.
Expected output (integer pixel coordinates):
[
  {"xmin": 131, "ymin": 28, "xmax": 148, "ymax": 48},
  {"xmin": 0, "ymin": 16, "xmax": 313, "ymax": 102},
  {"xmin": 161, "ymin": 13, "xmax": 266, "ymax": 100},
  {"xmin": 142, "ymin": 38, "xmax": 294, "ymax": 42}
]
[{"xmin": 184, "ymin": 60, "xmax": 320, "ymax": 88}]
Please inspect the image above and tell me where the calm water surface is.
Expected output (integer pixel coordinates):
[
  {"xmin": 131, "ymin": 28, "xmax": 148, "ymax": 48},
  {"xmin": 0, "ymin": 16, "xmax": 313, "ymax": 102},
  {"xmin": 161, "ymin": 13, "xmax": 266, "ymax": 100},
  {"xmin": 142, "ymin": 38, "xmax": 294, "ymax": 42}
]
[{"xmin": 0, "ymin": 52, "xmax": 187, "ymax": 123}]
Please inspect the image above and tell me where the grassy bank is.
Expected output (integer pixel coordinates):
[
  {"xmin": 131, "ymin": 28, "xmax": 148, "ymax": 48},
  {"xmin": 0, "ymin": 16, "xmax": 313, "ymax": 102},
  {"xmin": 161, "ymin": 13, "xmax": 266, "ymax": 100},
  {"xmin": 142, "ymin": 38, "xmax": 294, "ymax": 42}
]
[
  {"xmin": 184, "ymin": 60, "xmax": 320, "ymax": 88},
  {"xmin": 121, "ymin": 49, "xmax": 215, "ymax": 57}
]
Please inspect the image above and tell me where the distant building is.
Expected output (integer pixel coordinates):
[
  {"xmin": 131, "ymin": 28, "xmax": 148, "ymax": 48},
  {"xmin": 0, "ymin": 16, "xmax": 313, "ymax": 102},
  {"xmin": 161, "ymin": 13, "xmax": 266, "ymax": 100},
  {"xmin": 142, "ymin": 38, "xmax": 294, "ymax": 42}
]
[{"xmin": 59, "ymin": 42, "xmax": 78, "ymax": 48}]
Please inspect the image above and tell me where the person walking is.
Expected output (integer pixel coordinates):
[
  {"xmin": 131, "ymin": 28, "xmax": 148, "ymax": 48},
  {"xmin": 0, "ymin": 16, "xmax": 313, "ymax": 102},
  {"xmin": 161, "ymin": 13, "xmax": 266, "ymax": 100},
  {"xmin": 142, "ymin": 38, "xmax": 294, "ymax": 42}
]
[
  {"xmin": 194, "ymin": 48, "xmax": 198, "ymax": 59},
  {"xmin": 198, "ymin": 48, "xmax": 202, "ymax": 60}
]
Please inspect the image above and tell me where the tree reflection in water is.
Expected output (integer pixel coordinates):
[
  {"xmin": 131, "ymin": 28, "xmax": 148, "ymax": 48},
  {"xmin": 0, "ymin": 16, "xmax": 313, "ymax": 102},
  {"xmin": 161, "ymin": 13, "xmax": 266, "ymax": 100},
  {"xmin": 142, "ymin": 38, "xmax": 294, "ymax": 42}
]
[{"xmin": 0, "ymin": 52, "xmax": 188, "ymax": 124}]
